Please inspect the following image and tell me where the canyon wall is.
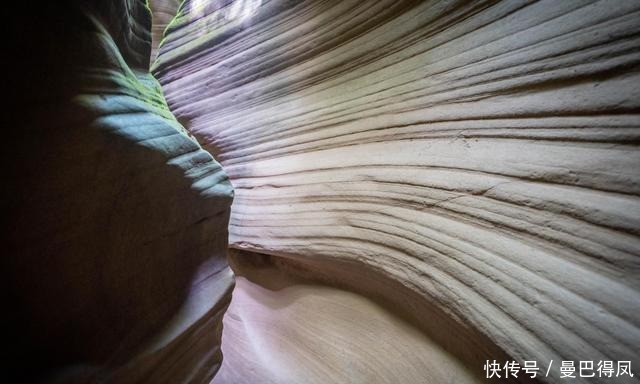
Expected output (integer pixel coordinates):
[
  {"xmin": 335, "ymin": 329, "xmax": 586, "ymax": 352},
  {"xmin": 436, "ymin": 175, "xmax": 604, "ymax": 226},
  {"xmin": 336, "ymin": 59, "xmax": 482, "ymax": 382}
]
[
  {"xmin": 5, "ymin": 0, "xmax": 639, "ymax": 382},
  {"xmin": 154, "ymin": 0, "xmax": 640, "ymax": 382},
  {"xmin": 5, "ymin": 1, "xmax": 233, "ymax": 382}
]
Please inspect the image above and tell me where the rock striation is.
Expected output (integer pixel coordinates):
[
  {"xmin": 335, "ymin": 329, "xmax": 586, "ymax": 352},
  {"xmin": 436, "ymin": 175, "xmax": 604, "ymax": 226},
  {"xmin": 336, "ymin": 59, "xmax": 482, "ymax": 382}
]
[
  {"xmin": 214, "ymin": 250, "xmax": 483, "ymax": 384},
  {"xmin": 5, "ymin": 1, "xmax": 233, "ymax": 382},
  {"xmin": 154, "ymin": 0, "xmax": 640, "ymax": 382}
]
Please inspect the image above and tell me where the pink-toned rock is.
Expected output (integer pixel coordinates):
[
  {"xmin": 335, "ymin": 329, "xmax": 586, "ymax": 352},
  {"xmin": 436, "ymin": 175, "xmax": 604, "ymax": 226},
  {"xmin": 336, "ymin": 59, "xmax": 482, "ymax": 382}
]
[{"xmin": 154, "ymin": 0, "xmax": 640, "ymax": 382}]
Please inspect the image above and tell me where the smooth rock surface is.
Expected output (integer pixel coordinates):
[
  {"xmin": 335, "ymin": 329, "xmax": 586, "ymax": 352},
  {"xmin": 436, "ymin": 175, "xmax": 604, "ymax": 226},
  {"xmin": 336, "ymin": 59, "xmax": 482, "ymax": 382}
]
[
  {"xmin": 150, "ymin": 0, "xmax": 181, "ymax": 63},
  {"xmin": 5, "ymin": 1, "xmax": 233, "ymax": 382},
  {"xmin": 154, "ymin": 0, "xmax": 640, "ymax": 382},
  {"xmin": 215, "ymin": 251, "xmax": 482, "ymax": 384}
]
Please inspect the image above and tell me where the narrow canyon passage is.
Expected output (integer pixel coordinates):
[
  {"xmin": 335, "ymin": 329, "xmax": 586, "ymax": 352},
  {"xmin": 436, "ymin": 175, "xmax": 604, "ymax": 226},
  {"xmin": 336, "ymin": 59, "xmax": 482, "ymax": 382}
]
[{"xmin": 5, "ymin": 0, "xmax": 640, "ymax": 383}]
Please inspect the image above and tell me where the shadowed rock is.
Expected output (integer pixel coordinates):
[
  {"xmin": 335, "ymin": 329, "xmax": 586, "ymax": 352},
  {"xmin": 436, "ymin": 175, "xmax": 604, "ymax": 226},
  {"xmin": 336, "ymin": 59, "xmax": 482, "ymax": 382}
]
[{"xmin": 4, "ymin": 1, "xmax": 234, "ymax": 382}]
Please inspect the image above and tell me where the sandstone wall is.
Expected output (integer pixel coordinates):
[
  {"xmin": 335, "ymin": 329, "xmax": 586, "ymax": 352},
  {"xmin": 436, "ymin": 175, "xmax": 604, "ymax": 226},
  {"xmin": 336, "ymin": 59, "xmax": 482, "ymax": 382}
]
[
  {"xmin": 154, "ymin": 1, "xmax": 640, "ymax": 382},
  {"xmin": 5, "ymin": 1, "xmax": 233, "ymax": 382}
]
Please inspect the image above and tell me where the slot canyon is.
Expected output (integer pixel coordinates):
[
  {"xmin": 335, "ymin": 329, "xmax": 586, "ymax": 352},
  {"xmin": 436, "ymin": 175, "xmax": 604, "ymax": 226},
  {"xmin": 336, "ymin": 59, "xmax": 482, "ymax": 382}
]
[{"xmin": 4, "ymin": 0, "xmax": 640, "ymax": 383}]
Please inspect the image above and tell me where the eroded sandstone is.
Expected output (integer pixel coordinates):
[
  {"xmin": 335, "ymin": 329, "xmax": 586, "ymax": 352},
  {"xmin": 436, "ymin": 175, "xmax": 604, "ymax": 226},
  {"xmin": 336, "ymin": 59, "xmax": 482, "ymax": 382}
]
[
  {"xmin": 154, "ymin": 0, "xmax": 640, "ymax": 382},
  {"xmin": 5, "ymin": 1, "xmax": 233, "ymax": 382},
  {"xmin": 5, "ymin": 0, "xmax": 640, "ymax": 383}
]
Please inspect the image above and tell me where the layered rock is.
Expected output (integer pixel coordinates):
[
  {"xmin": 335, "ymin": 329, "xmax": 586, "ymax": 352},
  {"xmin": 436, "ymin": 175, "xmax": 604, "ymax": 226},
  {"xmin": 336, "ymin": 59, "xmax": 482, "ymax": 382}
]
[
  {"xmin": 154, "ymin": 0, "xmax": 640, "ymax": 382},
  {"xmin": 4, "ymin": 1, "xmax": 233, "ymax": 382},
  {"xmin": 214, "ymin": 250, "xmax": 482, "ymax": 384}
]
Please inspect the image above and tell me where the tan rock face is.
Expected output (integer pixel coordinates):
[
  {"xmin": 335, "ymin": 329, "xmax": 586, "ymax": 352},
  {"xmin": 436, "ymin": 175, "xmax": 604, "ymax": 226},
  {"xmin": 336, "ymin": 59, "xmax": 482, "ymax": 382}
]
[
  {"xmin": 5, "ymin": 1, "xmax": 233, "ymax": 383},
  {"xmin": 149, "ymin": 0, "xmax": 181, "ymax": 63},
  {"xmin": 153, "ymin": 0, "xmax": 640, "ymax": 382}
]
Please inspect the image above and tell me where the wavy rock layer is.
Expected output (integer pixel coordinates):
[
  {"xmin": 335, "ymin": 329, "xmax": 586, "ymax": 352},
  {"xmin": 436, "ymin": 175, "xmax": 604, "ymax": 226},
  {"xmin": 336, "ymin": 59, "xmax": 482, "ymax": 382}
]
[
  {"xmin": 155, "ymin": 0, "xmax": 640, "ymax": 382},
  {"xmin": 5, "ymin": 1, "xmax": 233, "ymax": 383}
]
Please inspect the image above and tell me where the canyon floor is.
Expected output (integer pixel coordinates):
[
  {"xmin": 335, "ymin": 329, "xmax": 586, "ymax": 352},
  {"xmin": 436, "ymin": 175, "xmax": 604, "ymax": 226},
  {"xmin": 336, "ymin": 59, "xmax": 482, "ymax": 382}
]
[{"xmin": 214, "ymin": 257, "xmax": 482, "ymax": 384}]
